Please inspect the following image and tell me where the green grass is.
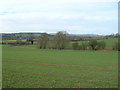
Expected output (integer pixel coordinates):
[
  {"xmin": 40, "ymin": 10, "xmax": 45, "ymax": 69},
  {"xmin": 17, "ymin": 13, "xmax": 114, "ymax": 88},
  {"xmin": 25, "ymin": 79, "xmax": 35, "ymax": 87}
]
[
  {"xmin": 70, "ymin": 38, "xmax": 118, "ymax": 50},
  {"xmin": 2, "ymin": 45, "xmax": 118, "ymax": 88},
  {"xmin": 3, "ymin": 39, "xmax": 26, "ymax": 42},
  {"xmin": 98, "ymin": 38, "xmax": 118, "ymax": 50}
]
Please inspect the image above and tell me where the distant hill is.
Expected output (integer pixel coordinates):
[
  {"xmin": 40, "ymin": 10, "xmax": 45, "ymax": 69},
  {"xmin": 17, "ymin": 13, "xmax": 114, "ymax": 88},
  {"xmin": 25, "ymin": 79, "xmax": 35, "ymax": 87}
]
[{"xmin": 0, "ymin": 32, "xmax": 109, "ymax": 40}]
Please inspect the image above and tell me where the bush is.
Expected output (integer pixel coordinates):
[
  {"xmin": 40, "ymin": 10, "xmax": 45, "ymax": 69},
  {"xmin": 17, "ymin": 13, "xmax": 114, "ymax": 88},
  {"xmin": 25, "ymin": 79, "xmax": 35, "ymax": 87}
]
[
  {"xmin": 9, "ymin": 41, "xmax": 28, "ymax": 46},
  {"xmin": 97, "ymin": 41, "xmax": 106, "ymax": 50},
  {"xmin": 38, "ymin": 33, "xmax": 49, "ymax": 49},
  {"xmin": 79, "ymin": 43, "xmax": 88, "ymax": 50},
  {"xmin": 72, "ymin": 42, "xmax": 79, "ymax": 50},
  {"xmin": 88, "ymin": 40, "xmax": 106, "ymax": 50},
  {"xmin": 113, "ymin": 42, "xmax": 120, "ymax": 51},
  {"xmin": 88, "ymin": 40, "xmax": 98, "ymax": 50},
  {"xmin": 16, "ymin": 40, "xmax": 22, "ymax": 44},
  {"xmin": 47, "ymin": 41, "xmax": 56, "ymax": 49}
]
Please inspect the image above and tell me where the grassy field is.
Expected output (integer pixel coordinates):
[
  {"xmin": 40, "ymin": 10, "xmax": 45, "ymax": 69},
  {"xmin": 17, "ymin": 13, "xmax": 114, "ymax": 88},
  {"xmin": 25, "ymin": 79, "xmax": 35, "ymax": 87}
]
[
  {"xmin": 70, "ymin": 38, "xmax": 118, "ymax": 50},
  {"xmin": 2, "ymin": 39, "xmax": 26, "ymax": 42},
  {"xmin": 2, "ymin": 44, "xmax": 118, "ymax": 88},
  {"xmin": 97, "ymin": 38, "xmax": 118, "ymax": 50}
]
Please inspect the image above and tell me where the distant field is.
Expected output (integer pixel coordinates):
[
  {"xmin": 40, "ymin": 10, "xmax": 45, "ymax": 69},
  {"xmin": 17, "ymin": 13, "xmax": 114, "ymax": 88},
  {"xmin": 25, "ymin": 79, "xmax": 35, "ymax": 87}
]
[
  {"xmin": 2, "ymin": 45, "xmax": 118, "ymax": 88},
  {"xmin": 97, "ymin": 38, "xmax": 118, "ymax": 50},
  {"xmin": 70, "ymin": 38, "xmax": 118, "ymax": 50},
  {"xmin": 2, "ymin": 39, "xmax": 26, "ymax": 42}
]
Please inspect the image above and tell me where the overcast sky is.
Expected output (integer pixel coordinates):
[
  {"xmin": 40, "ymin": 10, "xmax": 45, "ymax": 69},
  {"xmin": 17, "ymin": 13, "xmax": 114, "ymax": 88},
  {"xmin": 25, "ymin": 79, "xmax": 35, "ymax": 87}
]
[{"xmin": 0, "ymin": 0, "xmax": 118, "ymax": 35}]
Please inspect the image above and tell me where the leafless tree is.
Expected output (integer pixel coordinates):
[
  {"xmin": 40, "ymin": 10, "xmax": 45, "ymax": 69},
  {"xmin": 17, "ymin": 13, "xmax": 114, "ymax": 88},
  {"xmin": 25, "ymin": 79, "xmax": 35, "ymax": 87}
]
[
  {"xmin": 38, "ymin": 33, "xmax": 49, "ymax": 49},
  {"xmin": 54, "ymin": 31, "xmax": 68, "ymax": 49}
]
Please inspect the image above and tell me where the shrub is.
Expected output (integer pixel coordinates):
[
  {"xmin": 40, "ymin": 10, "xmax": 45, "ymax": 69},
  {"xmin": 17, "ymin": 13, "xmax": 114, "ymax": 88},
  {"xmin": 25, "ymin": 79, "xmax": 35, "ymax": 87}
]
[
  {"xmin": 88, "ymin": 40, "xmax": 98, "ymax": 50},
  {"xmin": 88, "ymin": 40, "xmax": 106, "ymax": 50},
  {"xmin": 72, "ymin": 42, "xmax": 79, "ymax": 50},
  {"xmin": 79, "ymin": 43, "xmax": 88, "ymax": 50},
  {"xmin": 113, "ymin": 42, "xmax": 120, "ymax": 51},
  {"xmin": 16, "ymin": 40, "xmax": 22, "ymax": 44},
  {"xmin": 38, "ymin": 33, "xmax": 49, "ymax": 49},
  {"xmin": 97, "ymin": 41, "xmax": 106, "ymax": 50}
]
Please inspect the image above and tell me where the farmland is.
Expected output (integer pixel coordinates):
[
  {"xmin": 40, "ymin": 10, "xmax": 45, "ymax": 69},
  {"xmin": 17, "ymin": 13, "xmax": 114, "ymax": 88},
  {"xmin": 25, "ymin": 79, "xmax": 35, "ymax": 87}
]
[
  {"xmin": 1, "ymin": 0, "xmax": 119, "ymax": 88},
  {"xmin": 70, "ymin": 38, "xmax": 118, "ymax": 50},
  {"xmin": 2, "ymin": 39, "xmax": 118, "ymax": 88},
  {"xmin": 3, "ymin": 38, "xmax": 118, "ymax": 50}
]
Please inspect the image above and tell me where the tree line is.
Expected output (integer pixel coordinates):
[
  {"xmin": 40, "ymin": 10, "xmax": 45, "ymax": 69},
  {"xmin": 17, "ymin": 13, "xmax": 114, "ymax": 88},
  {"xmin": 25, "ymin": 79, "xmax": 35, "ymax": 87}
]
[
  {"xmin": 2, "ymin": 31, "xmax": 119, "ymax": 51},
  {"xmin": 37, "ymin": 32, "xmax": 69, "ymax": 50},
  {"xmin": 72, "ymin": 40, "xmax": 106, "ymax": 50},
  {"xmin": 37, "ymin": 31, "xmax": 107, "ymax": 51}
]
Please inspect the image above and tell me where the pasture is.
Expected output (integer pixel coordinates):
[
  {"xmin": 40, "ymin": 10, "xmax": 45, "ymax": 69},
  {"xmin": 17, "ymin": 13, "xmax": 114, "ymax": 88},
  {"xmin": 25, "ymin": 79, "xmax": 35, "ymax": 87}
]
[
  {"xmin": 2, "ymin": 44, "xmax": 118, "ymax": 88},
  {"xmin": 70, "ymin": 38, "xmax": 118, "ymax": 50}
]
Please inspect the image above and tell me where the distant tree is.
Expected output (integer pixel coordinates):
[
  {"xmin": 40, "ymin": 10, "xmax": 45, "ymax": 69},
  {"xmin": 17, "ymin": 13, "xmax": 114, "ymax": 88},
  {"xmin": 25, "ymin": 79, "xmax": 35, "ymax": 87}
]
[
  {"xmin": 38, "ymin": 33, "xmax": 49, "ymax": 49},
  {"xmin": 54, "ymin": 31, "xmax": 68, "ymax": 49},
  {"xmin": 27, "ymin": 34, "xmax": 34, "ymax": 45},
  {"xmin": 88, "ymin": 40, "xmax": 98, "ymax": 50},
  {"xmin": 88, "ymin": 40, "xmax": 106, "ymax": 50},
  {"xmin": 72, "ymin": 42, "xmax": 79, "ymax": 50}
]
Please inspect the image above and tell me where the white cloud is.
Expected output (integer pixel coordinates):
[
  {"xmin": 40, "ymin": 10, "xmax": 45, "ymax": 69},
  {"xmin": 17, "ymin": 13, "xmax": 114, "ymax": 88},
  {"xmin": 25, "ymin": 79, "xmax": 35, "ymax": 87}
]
[{"xmin": 0, "ymin": 0, "xmax": 118, "ymax": 34}]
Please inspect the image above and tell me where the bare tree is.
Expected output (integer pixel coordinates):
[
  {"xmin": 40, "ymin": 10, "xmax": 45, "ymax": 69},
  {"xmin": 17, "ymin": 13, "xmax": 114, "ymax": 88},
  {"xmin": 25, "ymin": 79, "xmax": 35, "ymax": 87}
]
[
  {"xmin": 27, "ymin": 34, "xmax": 34, "ymax": 45},
  {"xmin": 54, "ymin": 31, "xmax": 68, "ymax": 49},
  {"xmin": 38, "ymin": 33, "xmax": 49, "ymax": 49}
]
